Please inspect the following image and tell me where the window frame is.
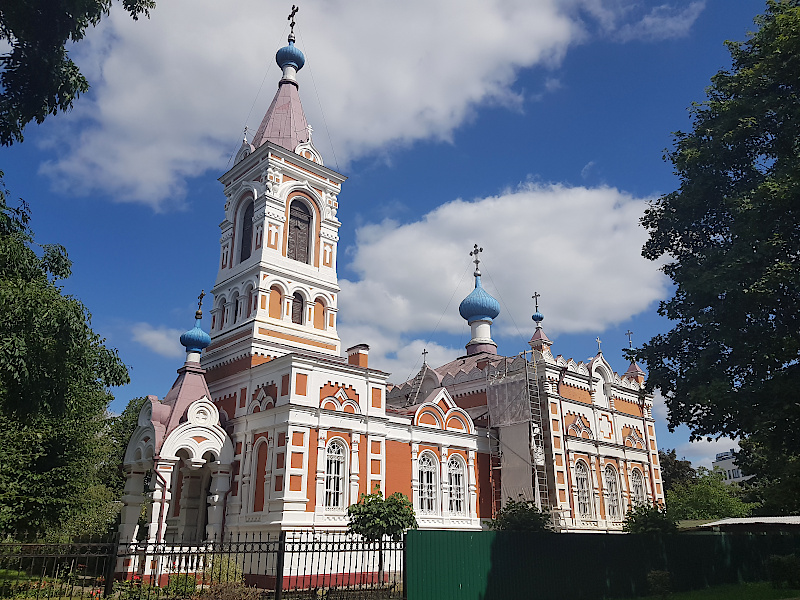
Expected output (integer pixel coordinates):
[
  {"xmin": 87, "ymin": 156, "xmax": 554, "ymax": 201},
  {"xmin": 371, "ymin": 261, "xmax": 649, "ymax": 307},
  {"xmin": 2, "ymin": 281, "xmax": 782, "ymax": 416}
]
[
  {"xmin": 418, "ymin": 452, "xmax": 439, "ymax": 516},
  {"xmin": 575, "ymin": 460, "xmax": 593, "ymax": 519},
  {"xmin": 604, "ymin": 465, "xmax": 621, "ymax": 520},
  {"xmin": 631, "ymin": 468, "xmax": 646, "ymax": 505},
  {"xmin": 324, "ymin": 439, "xmax": 348, "ymax": 512},
  {"xmin": 447, "ymin": 456, "xmax": 466, "ymax": 516}
]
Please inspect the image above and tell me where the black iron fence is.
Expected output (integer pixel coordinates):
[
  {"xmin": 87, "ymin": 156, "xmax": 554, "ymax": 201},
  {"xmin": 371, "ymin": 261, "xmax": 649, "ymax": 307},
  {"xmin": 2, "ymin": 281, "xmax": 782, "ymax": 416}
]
[{"xmin": 0, "ymin": 532, "xmax": 404, "ymax": 600}]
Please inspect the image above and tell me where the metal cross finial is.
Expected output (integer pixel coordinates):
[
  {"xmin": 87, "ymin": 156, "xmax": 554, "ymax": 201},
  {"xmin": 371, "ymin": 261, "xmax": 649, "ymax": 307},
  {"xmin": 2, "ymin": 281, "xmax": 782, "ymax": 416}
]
[
  {"xmin": 422, "ymin": 348, "xmax": 428, "ymax": 366},
  {"xmin": 243, "ymin": 126, "xmax": 249, "ymax": 143},
  {"xmin": 625, "ymin": 329, "xmax": 634, "ymax": 349},
  {"xmin": 532, "ymin": 292, "xmax": 541, "ymax": 312},
  {"xmin": 196, "ymin": 290, "xmax": 206, "ymax": 319},
  {"xmin": 288, "ymin": 5, "xmax": 299, "ymax": 34},
  {"xmin": 306, "ymin": 123, "xmax": 313, "ymax": 141},
  {"xmin": 596, "ymin": 336, "xmax": 602, "ymax": 353},
  {"xmin": 470, "ymin": 244, "xmax": 483, "ymax": 276}
]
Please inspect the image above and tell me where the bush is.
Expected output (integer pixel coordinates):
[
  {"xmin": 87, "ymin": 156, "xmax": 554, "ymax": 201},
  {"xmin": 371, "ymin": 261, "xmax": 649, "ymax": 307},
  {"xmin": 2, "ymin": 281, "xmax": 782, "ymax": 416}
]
[
  {"xmin": 204, "ymin": 555, "xmax": 244, "ymax": 585},
  {"xmin": 486, "ymin": 496, "xmax": 553, "ymax": 532},
  {"xmin": 646, "ymin": 570, "xmax": 671, "ymax": 599},
  {"xmin": 194, "ymin": 582, "xmax": 264, "ymax": 600},
  {"xmin": 767, "ymin": 554, "xmax": 800, "ymax": 589},
  {"xmin": 164, "ymin": 574, "xmax": 197, "ymax": 598},
  {"xmin": 622, "ymin": 503, "xmax": 677, "ymax": 534}
]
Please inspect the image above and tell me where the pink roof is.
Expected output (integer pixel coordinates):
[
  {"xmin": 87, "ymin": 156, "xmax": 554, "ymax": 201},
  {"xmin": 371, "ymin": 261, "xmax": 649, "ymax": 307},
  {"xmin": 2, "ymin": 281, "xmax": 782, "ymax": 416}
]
[{"xmin": 252, "ymin": 81, "xmax": 309, "ymax": 152}]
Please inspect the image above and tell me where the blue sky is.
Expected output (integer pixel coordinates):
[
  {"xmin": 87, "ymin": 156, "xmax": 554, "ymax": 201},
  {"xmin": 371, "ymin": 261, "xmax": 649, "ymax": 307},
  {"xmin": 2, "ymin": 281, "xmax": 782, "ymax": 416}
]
[{"xmin": 0, "ymin": 0, "xmax": 766, "ymax": 466}]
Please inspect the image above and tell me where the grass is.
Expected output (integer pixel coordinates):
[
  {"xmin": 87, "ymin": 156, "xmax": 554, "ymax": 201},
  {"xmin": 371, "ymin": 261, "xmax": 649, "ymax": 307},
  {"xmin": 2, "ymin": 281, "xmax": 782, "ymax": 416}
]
[{"xmin": 611, "ymin": 581, "xmax": 800, "ymax": 600}]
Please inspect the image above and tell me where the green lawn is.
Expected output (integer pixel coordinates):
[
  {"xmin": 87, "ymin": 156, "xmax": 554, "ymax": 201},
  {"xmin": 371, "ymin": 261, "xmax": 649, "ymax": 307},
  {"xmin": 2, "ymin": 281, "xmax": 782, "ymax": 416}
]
[{"xmin": 612, "ymin": 581, "xmax": 800, "ymax": 600}]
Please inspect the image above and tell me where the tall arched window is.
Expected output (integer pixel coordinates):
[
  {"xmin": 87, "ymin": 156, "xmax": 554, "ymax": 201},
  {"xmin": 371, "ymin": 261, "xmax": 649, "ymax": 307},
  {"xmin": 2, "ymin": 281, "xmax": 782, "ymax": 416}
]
[
  {"xmin": 239, "ymin": 201, "xmax": 254, "ymax": 263},
  {"xmin": 575, "ymin": 461, "xmax": 592, "ymax": 519},
  {"xmin": 631, "ymin": 469, "xmax": 646, "ymax": 505},
  {"xmin": 287, "ymin": 200, "xmax": 311, "ymax": 263},
  {"xmin": 291, "ymin": 292, "xmax": 304, "ymax": 324},
  {"xmin": 418, "ymin": 453, "xmax": 438, "ymax": 515},
  {"xmin": 604, "ymin": 465, "xmax": 620, "ymax": 520},
  {"xmin": 448, "ymin": 457, "xmax": 466, "ymax": 515},
  {"xmin": 325, "ymin": 440, "xmax": 347, "ymax": 510}
]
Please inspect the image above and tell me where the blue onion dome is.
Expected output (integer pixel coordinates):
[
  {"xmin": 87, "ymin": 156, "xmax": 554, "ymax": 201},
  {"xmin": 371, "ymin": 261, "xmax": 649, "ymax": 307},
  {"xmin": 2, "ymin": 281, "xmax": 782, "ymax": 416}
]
[
  {"xmin": 180, "ymin": 318, "xmax": 211, "ymax": 353},
  {"xmin": 276, "ymin": 36, "xmax": 305, "ymax": 71},
  {"xmin": 459, "ymin": 276, "xmax": 501, "ymax": 324},
  {"xmin": 532, "ymin": 311, "xmax": 544, "ymax": 323}
]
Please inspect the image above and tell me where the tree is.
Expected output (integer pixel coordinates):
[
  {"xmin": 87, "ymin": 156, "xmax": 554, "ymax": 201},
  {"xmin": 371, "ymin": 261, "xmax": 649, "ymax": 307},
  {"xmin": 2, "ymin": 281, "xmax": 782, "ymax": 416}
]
[
  {"xmin": 736, "ymin": 437, "xmax": 800, "ymax": 515},
  {"xmin": 632, "ymin": 1, "xmax": 800, "ymax": 509},
  {"xmin": 485, "ymin": 496, "xmax": 553, "ymax": 532},
  {"xmin": 666, "ymin": 467, "xmax": 757, "ymax": 520},
  {"xmin": 623, "ymin": 503, "xmax": 678, "ymax": 534},
  {"xmin": 658, "ymin": 449, "xmax": 696, "ymax": 494},
  {"xmin": 0, "ymin": 172, "xmax": 129, "ymax": 539},
  {"xmin": 347, "ymin": 488, "xmax": 417, "ymax": 584},
  {"xmin": 1, "ymin": 0, "xmax": 155, "ymax": 145}
]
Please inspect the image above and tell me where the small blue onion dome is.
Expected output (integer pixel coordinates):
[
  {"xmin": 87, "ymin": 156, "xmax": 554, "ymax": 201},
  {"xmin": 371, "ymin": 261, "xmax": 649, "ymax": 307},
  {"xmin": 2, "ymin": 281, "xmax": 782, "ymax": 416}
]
[
  {"xmin": 276, "ymin": 39, "xmax": 305, "ymax": 71},
  {"xmin": 532, "ymin": 311, "xmax": 544, "ymax": 323},
  {"xmin": 459, "ymin": 276, "xmax": 501, "ymax": 324},
  {"xmin": 180, "ymin": 318, "xmax": 211, "ymax": 353}
]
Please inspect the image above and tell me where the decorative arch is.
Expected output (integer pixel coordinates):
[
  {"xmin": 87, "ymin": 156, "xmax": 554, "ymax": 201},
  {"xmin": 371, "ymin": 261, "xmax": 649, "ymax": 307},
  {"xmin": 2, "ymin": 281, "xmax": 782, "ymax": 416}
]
[{"xmin": 159, "ymin": 398, "xmax": 234, "ymax": 465}]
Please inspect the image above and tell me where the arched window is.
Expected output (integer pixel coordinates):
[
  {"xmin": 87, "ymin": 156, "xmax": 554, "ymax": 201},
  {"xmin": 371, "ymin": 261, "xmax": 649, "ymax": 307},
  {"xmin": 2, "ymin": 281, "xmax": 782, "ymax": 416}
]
[
  {"xmin": 231, "ymin": 292, "xmax": 240, "ymax": 325},
  {"xmin": 268, "ymin": 286, "xmax": 282, "ymax": 319},
  {"xmin": 239, "ymin": 201, "xmax": 254, "ymax": 263},
  {"xmin": 418, "ymin": 453, "xmax": 438, "ymax": 515},
  {"xmin": 287, "ymin": 200, "xmax": 311, "ymax": 263},
  {"xmin": 325, "ymin": 440, "xmax": 347, "ymax": 510},
  {"xmin": 604, "ymin": 465, "xmax": 620, "ymax": 520},
  {"xmin": 291, "ymin": 292, "xmax": 304, "ymax": 324},
  {"xmin": 447, "ymin": 457, "xmax": 466, "ymax": 515},
  {"xmin": 631, "ymin": 469, "xmax": 646, "ymax": 505},
  {"xmin": 253, "ymin": 441, "xmax": 268, "ymax": 512},
  {"xmin": 575, "ymin": 461, "xmax": 592, "ymax": 519}
]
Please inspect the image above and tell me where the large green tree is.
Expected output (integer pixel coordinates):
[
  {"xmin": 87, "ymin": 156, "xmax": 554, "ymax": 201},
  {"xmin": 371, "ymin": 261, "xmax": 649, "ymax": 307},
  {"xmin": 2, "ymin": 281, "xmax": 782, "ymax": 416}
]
[
  {"xmin": 0, "ymin": 0, "xmax": 155, "ymax": 145},
  {"xmin": 0, "ymin": 173, "xmax": 129, "ymax": 539},
  {"xmin": 658, "ymin": 449, "xmax": 696, "ymax": 494},
  {"xmin": 667, "ymin": 468, "xmax": 757, "ymax": 520},
  {"xmin": 634, "ymin": 1, "xmax": 800, "ymax": 509}
]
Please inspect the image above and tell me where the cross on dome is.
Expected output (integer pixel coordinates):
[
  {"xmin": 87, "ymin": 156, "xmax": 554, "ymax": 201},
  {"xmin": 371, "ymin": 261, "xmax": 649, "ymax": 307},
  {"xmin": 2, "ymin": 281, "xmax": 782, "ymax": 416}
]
[
  {"xmin": 422, "ymin": 348, "xmax": 428, "ymax": 366},
  {"xmin": 531, "ymin": 291, "xmax": 544, "ymax": 325},
  {"xmin": 625, "ymin": 329, "xmax": 634, "ymax": 349},
  {"xmin": 470, "ymin": 244, "xmax": 483, "ymax": 276},
  {"xmin": 196, "ymin": 289, "xmax": 205, "ymax": 319},
  {"xmin": 288, "ymin": 5, "xmax": 299, "ymax": 35},
  {"xmin": 596, "ymin": 336, "xmax": 602, "ymax": 353}
]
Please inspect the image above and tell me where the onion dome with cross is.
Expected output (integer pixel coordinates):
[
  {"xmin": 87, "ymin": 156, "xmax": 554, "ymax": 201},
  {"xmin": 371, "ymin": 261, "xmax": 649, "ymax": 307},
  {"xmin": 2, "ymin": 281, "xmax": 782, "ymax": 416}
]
[
  {"xmin": 276, "ymin": 6, "xmax": 305, "ymax": 82},
  {"xmin": 180, "ymin": 291, "xmax": 212, "ymax": 361},
  {"xmin": 459, "ymin": 245, "xmax": 500, "ymax": 356}
]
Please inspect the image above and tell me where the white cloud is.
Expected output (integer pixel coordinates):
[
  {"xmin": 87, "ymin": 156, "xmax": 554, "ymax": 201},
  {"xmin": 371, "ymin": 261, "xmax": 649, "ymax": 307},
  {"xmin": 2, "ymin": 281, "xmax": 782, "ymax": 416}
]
[
  {"xmin": 34, "ymin": 0, "xmax": 704, "ymax": 208},
  {"xmin": 617, "ymin": 2, "xmax": 706, "ymax": 42},
  {"xmin": 677, "ymin": 437, "xmax": 738, "ymax": 469},
  {"xmin": 338, "ymin": 182, "xmax": 669, "ymax": 380},
  {"xmin": 131, "ymin": 323, "xmax": 185, "ymax": 358}
]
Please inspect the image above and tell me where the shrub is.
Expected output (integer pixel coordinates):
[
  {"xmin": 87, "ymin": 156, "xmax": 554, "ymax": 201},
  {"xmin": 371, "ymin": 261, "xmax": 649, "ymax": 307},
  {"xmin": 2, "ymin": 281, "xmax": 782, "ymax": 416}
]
[
  {"xmin": 164, "ymin": 574, "xmax": 197, "ymax": 598},
  {"xmin": 204, "ymin": 555, "xmax": 244, "ymax": 585},
  {"xmin": 767, "ymin": 554, "xmax": 800, "ymax": 589},
  {"xmin": 646, "ymin": 570, "xmax": 671, "ymax": 599},
  {"xmin": 485, "ymin": 496, "xmax": 553, "ymax": 532},
  {"xmin": 622, "ymin": 503, "xmax": 677, "ymax": 534},
  {"xmin": 194, "ymin": 582, "xmax": 264, "ymax": 600}
]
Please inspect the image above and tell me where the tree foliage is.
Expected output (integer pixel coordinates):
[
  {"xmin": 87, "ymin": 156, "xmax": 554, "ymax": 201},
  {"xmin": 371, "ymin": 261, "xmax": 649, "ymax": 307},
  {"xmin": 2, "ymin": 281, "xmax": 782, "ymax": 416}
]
[
  {"xmin": 0, "ymin": 172, "xmax": 129, "ymax": 539},
  {"xmin": 666, "ymin": 467, "xmax": 757, "ymax": 520},
  {"xmin": 737, "ymin": 437, "xmax": 800, "ymax": 515},
  {"xmin": 623, "ymin": 503, "xmax": 678, "ymax": 534},
  {"xmin": 0, "ymin": 0, "xmax": 155, "ymax": 145},
  {"xmin": 347, "ymin": 489, "xmax": 417, "ymax": 541},
  {"xmin": 658, "ymin": 448, "xmax": 696, "ymax": 494},
  {"xmin": 485, "ymin": 496, "xmax": 553, "ymax": 532},
  {"xmin": 633, "ymin": 1, "xmax": 800, "ymax": 507}
]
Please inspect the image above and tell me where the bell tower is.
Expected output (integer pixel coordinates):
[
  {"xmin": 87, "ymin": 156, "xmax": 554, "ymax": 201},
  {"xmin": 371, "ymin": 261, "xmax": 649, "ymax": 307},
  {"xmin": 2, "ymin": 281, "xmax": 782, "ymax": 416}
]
[{"xmin": 202, "ymin": 18, "xmax": 345, "ymax": 381}]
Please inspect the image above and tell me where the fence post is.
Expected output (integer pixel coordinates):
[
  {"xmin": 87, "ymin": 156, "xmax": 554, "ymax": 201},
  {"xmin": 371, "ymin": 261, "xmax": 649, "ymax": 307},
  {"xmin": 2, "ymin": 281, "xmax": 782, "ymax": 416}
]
[
  {"xmin": 274, "ymin": 531, "xmax": 286, "ymax": 600},
  {"xmin": 402, "ymin": 532, "xmax": 408, "ymax": 600},
  {"xmin": 103, "ymin": 533, "xmax": 120, "ymax": 597}
]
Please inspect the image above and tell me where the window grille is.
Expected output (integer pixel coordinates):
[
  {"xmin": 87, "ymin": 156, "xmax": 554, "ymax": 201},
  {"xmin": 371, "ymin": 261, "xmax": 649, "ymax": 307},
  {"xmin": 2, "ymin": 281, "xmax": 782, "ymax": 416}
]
[
  {"xmin": 604, "ymin": 465, "xmax": 620, "ymax": 519},
  {"xmin": 418, "ymin": 453, "xmax": 438, "ymax": 515},
  {"xmin": 448, "ymin": 457, "xmax": 465, "ymax": 515},
  {"xmin": 287, "ymin": 200, "xmax": 311, "ymax": 263},
  {"xmin": 575, "ymin": 461, "xmax": 592, "ymax": 518},
  {"xmin": 631, "ymin": 469, "xmax": 645, "ymax": 505},
  {"xmin": 240, "ymin": 202, "xmax": 254, "ymax": 262},
  {"xmin": 325, "ymin": 441, "xmax": 346, "ymax": 510},
  {"xmin": 292, "ymin": 292, "xmax": 304, "ymax": 324}
]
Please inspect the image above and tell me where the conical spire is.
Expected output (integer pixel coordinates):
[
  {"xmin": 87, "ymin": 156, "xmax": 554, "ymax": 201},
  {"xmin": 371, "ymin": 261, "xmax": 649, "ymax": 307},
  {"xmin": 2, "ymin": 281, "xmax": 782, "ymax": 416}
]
[{"xmin": 252, "ymin": 8, "xmax": 310, "ymax": 152}]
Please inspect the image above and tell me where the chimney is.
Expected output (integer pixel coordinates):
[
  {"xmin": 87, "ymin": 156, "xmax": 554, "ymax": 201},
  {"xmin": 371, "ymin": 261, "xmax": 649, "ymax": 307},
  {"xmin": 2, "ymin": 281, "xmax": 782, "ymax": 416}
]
[{"xmin": 346, "ymin": 344, "xmax": 370, "ymax": 368}]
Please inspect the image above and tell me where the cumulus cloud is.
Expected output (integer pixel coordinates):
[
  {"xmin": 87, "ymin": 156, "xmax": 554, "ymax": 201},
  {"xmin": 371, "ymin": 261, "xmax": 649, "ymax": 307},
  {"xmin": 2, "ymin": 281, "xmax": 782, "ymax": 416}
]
[
  {"xmin": 131, "ymin": 323, "xmax": 185, "ymax": 358},
  {"xmin": 338, "ymin": 183, "xmax": 669, "ymax": 380},
  {"xmin": 35, "ymin": 0, "xmax": 704, "ymax": 208},
  {"xmin": 616, "ymin": 2, "xmax": 706, "ymax": 42},
  {"xmin": 676, "ymin": 437, "xmax": 738, "ymax": 469}
]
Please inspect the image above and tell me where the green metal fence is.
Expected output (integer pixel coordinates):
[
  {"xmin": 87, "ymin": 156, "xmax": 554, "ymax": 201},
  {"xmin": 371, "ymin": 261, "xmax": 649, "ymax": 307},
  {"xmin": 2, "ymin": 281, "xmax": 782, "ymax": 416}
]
[{"xmin": 405, "ymin": 530, "xmax": 800, "ymax": 600}]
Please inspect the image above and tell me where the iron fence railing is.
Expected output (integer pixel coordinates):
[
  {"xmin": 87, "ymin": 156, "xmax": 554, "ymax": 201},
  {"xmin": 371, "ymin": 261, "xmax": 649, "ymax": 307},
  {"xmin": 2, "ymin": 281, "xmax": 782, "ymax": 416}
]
[{"xmin": 0, "ymin": 532, "xmax": 404, "ymax": 600}]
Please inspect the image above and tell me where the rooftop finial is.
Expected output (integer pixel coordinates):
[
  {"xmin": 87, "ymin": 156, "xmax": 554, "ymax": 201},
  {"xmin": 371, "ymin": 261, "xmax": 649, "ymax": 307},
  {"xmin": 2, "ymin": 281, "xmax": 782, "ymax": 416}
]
[
  {"xmin": 288, "ymin": 5, "xmax": 299, "ymax": 39},
  {"xmin": 196, "ymin": 290, "xmax": 205, "ymax": 320},
  {"xmin": 422, "ymin": 348, "xmax": 428, "ymax": 366},
  {"xmin": 531, "ymin": 292, "xmax": 544, "ymax": 327},
  {"xmin": 625, "ymin": 329, "xmax": 633, "ymax": 349},
  {"xmin": 596, "ymin": 336, "xmax": 602, "ymax": 353},
  {"xmin": 243, "ymin": 126, "xmax": 249, "ymax": 143},
  {"xmin": 470, "ymin": 244, "xmax": 483, "ymax": 276}
]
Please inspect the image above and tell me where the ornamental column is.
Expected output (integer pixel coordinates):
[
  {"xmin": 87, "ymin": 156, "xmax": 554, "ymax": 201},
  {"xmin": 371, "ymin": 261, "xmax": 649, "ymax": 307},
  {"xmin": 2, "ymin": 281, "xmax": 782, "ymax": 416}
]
[
  {"xmin": 206, "ymin": 462, "xmax": 231, "ymax": 541},
  {"xmin": 468, "ymin": 451, "xmax": 478, "ymax": 519}
]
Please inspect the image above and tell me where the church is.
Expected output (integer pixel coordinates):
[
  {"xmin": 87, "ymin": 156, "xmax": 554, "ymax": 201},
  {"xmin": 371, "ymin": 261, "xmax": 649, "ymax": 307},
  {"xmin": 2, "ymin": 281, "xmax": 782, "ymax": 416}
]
[{"xmin": 120, "ymin": 20, "xmax": 664, "ymax": 547}]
